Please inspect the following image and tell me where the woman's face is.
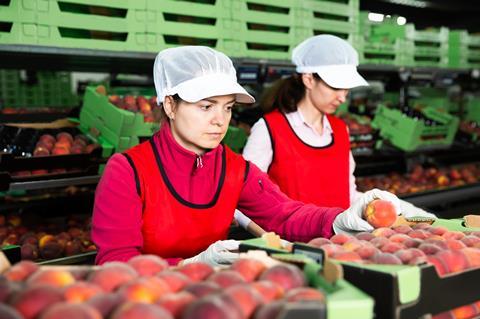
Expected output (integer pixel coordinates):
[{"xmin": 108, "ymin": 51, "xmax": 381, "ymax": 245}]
[
  {"xmin": 304, "ymin": 74, "xmax": 349, "ymax": 115},
  {"xmin": 165, "ymin": 94, "xmax": 235, "ymax": 154}
]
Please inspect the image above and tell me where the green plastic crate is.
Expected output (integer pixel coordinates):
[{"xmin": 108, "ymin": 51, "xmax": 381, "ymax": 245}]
[
  {"xmin": 222, "ymin": 126, "xmax": 247, "ymax": 153},
  {"xmin": 0, "ymin": 20, "xmax": 38, "ymax": 45},
  {"xmin": 406, "ymin": 24, "xmax": 449, "ymax": 43},
  {"xmin": 449, "ymin": 30, "xmax": 480, "ymax": 68},
  {"xmin": 372, "ymin": 105, "xmax": 459, "ymax": 151},
  {"xmin": 80, "ymin": 86, "xmax": 159, "ymax": 138},
  {"xmin": 466, "ymin": 97, "xmax": 480, "ymax": 123},
  {"xmin": 144, "ymin": 0, "xmax": 236, "ymax": 53},
  {"xmin": 357, "ymin": 39, "xmax": 410, "ymax": 66}
]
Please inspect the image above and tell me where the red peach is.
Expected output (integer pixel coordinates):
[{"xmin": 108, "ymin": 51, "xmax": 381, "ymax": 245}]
[
  {"xmin": 370, "ymin": 237, "xmax": 389, "ymax": 248},
  {"xmin": 0, "ymin": 304, "xmax": 22, "ymax": 319},
  {"xmin": 182, "ymin": 295, "xmax": 242, "ymax": 319},
  {"xmin": 11, "ymin": 286, "xmax": 63, "ymax": 319},
  {"xmin": 413, "ymin": 223, "xmax": 432, "ymax": 230},
  {"xmin": 445, "ymin": 239, "xmax": 467, "ymax": 250},
  {"xmin": 462, "ymin": 248, "xmax": 480, "ymax": 268},
  {"xmin": 88, "ymin": 262, "xmax": 138, "ymax": 292},
  {"xmin": 442, "ymin": 231, "xmax": 465, "ymax": 240},
  {"xmin": 355, "ymin": 245, "xmax": 379, "ymax": 259},
  {"xmin": 259, "ymin": 263, "xmax": 306, "ymax": 291},
  {"xmin": 320, "ymin": 244, "xmax": 344, "ymax": 257},
  {"xmin": 394, "ymin": 249, "xmax": 414, "ymax": 264},
  {"xmin": 222, "ymin": 284, "xmax": 263, "ymax": 319},
  {"xmin": 307, "ymin": 237, "xmax": 332, "ymax": 247},
  {"xmin": 389, "ymin": 233, "xmax": 410, "ymax": 243},
  {"xmin": 118, "ymin": 277, "xmax": 171, "ymax": 303},
  {"xmin": 331, "ymin": 251, "xmax": 363, "ymax": 262},
  {"xmin": 392, "ymin": 225, "xmax": 413, "ymax": 234},
  {"xmin": 157, "ymin": 291, "xmax": 196, "ymax": 319},
  {"xmin": 372, "ymin": 227, "xmax": 396, "ymax": 238},
  {"xmin": 39, "ymin": 134, "xmax": 56, "ymax": 145},
  {"xmin": 355, "ymin": 232, "xmax": 376, "ymax": 241},
  {"xmin": 127, "ymin": 254, "xmax": 168, "ymax": 277},
  {"xmin": 64, "ymin": 281, "xmax": 103, "ymax": 302},
  {"xmin": 208, "ymin": 270, "xmax": 245, "ymax": 288},
  {"xmin": 56, "ymin": 132, "xmax": 74, "ymax": 143},
  {"xmin": 372, "ymin": 253, "xmax": 402, "ymax": 265},
  {"xmin": 330, "ymin": 233, "xmax": 354, "ymax": 245},
  {"xmin": 40, "ymin": 302, "xmax": 102, "ymax": 319},
  {"xmin": 110, "ymin": 302, "xmax": 173, "ymax": 319},
  {"xmin": 408, "ymin": 230, "xmax": 429, "ymax": 240},
  {"xmin": 251, "ymin": 280, "xmax": 284, "ymax": 303},
  {"xmin": 435, "ymin": 250, "xmax": 469, "ymax": 274},
  {"xmin": 157, "ymin": 270, "xmax": 191, "ymax": 292},
  {"xmin": 461, "ymin": 236, "xmax": 480, "ymax": 247},
  {"xmin": 230, "ymin": 258, "xmax": 266, "ymax": 282},
  {"xmin": 184, "ymin": 281, "xmax": 220, "ymax": 298},
  {"xmin": 284, "ymin": 287, "xmax": 325, "ymax": 302},
  {"xmin": 418, "ymin": 243, "xmax": 442, "ymax": 255},
  {"xmin": 381, "ymin": 242, "xmax": 405, "ymax": 253},
  {"xmin": 177, "ymin": 262, "xmax": 214, "ymax": 282},
  {"xmin": 86, "ymin": 293, "xmax": 122, "ymax": 318},
  {"xmin": 342, "ymin": 240, "xmax": 363, "ymax": 252},
  {"xmin": 27, "ymin": 269, "xmax": 75, "ymax": 288},
  {"xmin": 426, "ymin": 226, "xmax": 448, "ymax": 236},
  {"xmin": 3, "ymin": 260, "xmax": 39, "ymax": 281},
  {"xmin": 363, "ymin": 199, "xmax": 397, "ymax": 228}
]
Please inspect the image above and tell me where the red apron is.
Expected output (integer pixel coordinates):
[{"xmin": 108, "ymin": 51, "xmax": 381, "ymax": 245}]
[
  {"xmin": 264, "ymin": 110, "xmax": 350, "ymax": 209},
  {"xmin": 125, "ymin": 139, "xmax": 246, "ymax": 258}
]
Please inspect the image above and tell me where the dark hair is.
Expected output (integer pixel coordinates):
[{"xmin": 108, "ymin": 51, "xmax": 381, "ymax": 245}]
[
  {"xmin": 261, "ymin": 73, "xmax": 321, "ymax": 114},
  {"xmin": 158, "ymin": 94, "xmax": 182, "ymax": 123}
]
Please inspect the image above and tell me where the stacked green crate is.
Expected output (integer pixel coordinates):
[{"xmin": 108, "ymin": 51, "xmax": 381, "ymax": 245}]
[
  {"xmin": 144, "ymin": 0, "xmax": 239, "ymax": 55},
  {"xmin": 465, "ymin": 97, "xmax": 480, "ymax": 123},
  {"xmin": 0, "ymin": 0, "xmax": 38, "ymax": 45},
  {"xmin": 225, "ymin": 0, "xmax": 308, "ymax": 60},
  {"xmin": 356, "ymin": 12, "xmax": 409, "ymax": 66},
  {"xmin": 405, "ymin": 24, "xmax": 449, "ymax": 68},
  {"xmin": 372, "ymin": 105, "xmax": 459, "ymax": 151},
  {"xmin": 80, "ymin": 87, "xmax": 159, "ymax": 153},
  {"xmin": 449, "ymin": 30, "xmax": 480, "ymax": 69},
  {"xmin": 0, "ymin": 69, "xmax": 77, "ymax": 107}
]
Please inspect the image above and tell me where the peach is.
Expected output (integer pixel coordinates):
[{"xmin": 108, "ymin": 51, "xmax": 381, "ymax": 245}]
[
  {"xmin": 36, "ymin": 140, "xmax": 54, "ymax": 151},
  {"xmin": 364, "ymin": 199, "xmax": 397, "ymax": 228},
  {"xmin": 426, "ymin": 256, "xmax": 448, "ymax": 276},
  {"xmin": 52, "ymin": 146, "xmax": 70, "ymax": 155},
  {"xmin": 39, "ymin": 241, "xmax": 64, "ymax": 260},
  {"xmin": 182, "ymin": 295, "xmax": 242, "ymax": 319},
  {"xmin": 370, "ymin": 237, "xmax": 389, "ymax": 248},
  {"xmin": 0, "ymin": 278, "xmax": 21, "ymax": 303},
  {"xmin": 208, "ymin": 270, "xmax": 245, "ymax": 288},
  {"xmin": 40, "ymin": 302, "xmax": 102, "ymax": 319},
  {"xmin": 230, "ymin": 258, "xmax": 266, "ymax": 282},
  {"xmin": 177, "ymin": 262, "xmax": 214, "ymax": 282},
  {"xmin": 33, "ymin": 146, "xmax": 50, "ymax": 156},
  {"xmin": 392, "ymin": 225, "xmax": 412, "ymax": 234},
  {"xmin": 394, "ymin": 249, "xmax": 414, "ymax": 264},
  {"xmin": 223, "ymin": 284, "xmax": 263, "ymax": 318},
  {"xmin": 389, "ymin": 233, "xmax": 410, "ymax": 243},
  {"xmin": 11, "ymin": 286, "xmax": 63, "ymax": 319},
  {"xmin": 320, "ymin": 244, "xmax": 344, "ymax": 257},
  {"xmin": 408, "ymin": 248, "xmax": 427, "ymax": 258},
  {"xmin": 331, "ymin": 251, "xmax": 363, "ymax": 262},
  {"xmin": 3, "ymin": 260, "xmax": 39, "ymax": 281},
  {"xmin": 442, "ymin": 231, "xmax": 465, "ymax": 240},
  {"xmin": 445, "ymin": 239, "xmax": 467, "ymax": 250},
  {"xmin": 118, "ymin": 277, "xmax": 171, "ymax": 303},
  {"xmin": 418, "ymin": 243, "xmax": 442, "ymax": 255},
  {"xmin": 251, "ymin": 280, "xmax": 284, "ymax": 303},
  {"xmin": 426, "ymin": 226, "xmax": 448, "ymax": 236},
  {"xmin": 27, "ymin": 269, "xmax": 75, "ymax": 288},
  {"xmin": 21, "ymin": 243, "xmax": 39, "ymax": 260},
  {"xmin": 2, "ymin": 233, "xmax": 18, "ymax": 246},
  {"xmin": 0, "ymin": 304, "xmax": 22, "ymax": 319},
  {"xmin": 372, "ymin": 227, "xmax": 396, "ymax": 238},
  {"xmin": 355, "ymin": 232, "xmax": 375, "ymax": 241},
  {"xmin": 424, "ymin": 239, "xmax": 448, "ymax": 250},
  {"xmin": 372, "ymin": 253, "xmax": 402, "ymax": 265},
  {"xmin": 259, "ymin": 263, "xmax": 306, "ymax": 291},
  {"xmin": 461, "ymin": 236, "xmax": 480, "ymax": 247},
  {"xmin": 157, "ymin": 270, "xmax": 191, "ymax": 292},
  {"xmin": 87, "ymin": 293, "xmax": 122, "ymax": 318},
  {"xmin": 127, "ymin": 255, "xmax": 168, "ymax": 277},
  {"xmin": 408, "ymin": 230, "xmax": 429, "ymax": 240},
  {"xmin": 70, "ymin": 145, "xmax": 84, "ymax": 154},
  {"xmin": 64, "ymin": 240, "xmax": 83, "ymax": 256},
  {"xmin": 435, "ymin": 250, "xmax": 469, "ymax": 274},
  {"xmin": 184, "ymin": 281, "xmax": 220, "ymax": 298},
  {"xmin": 110, "ymin": 302, "xmax": 173, "ymax": 319},
  {"xmin": 330, "ymin": 233, "xmax": 354, "ymax": 245},
  {"xmin": 88, "ymin": 262, "xmax": 138, "ymax": 292},
  {"xmin": 56, "ymin": 132, "xmax": 74, "ymax": 143},
  {"xmin": 64, "ymin": 282, "xmax": 103, "ymax": 302},
  {"xmin": 462, "ymin": 248, "xmax": 480, "ymax": 268},
  {"xmin": 413, "ymin": 223, "xmax": 431, "ymax": 230},
  {"xmin": 342, "ymin": 240, "xmax": 363, "ymax": 252},
  {"xmin": 157, "ymin": 292, "xmax": 196, "ymax": 319},
  {"xmin": 307, "ymin": 237, "xmax": 332, "ymax": 247},
  {"xmin": 451, "ymin": 304, "xmax": 479, "ymax": 319},
  {"xmin": 355, "ymin": 245, "xmax": 379, "ymax": 259},
  {"xmin": 39, "ymin": 133, "xmax": 56, "ymax": 144},
  {"xmin": 284, "ymin": 287, "xmax": 325, "ymax": 302},
  {"xmin": 381, "ymin": 242, "xmax": 405, "ymax": 253},
  {"xmin": 38, "ymin": 234, "xmax": 56, "ymax": 249}
]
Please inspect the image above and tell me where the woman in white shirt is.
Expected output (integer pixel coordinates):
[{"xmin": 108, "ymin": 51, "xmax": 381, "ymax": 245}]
[{"xmin": 238, "ymin": 35, "xmax": 435, "ymax": 226}]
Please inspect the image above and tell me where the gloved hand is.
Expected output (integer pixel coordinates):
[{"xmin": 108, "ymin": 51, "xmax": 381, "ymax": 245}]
[
  {"xmin": 399, "ymin": 199, "xmax": 436, "ymax": 219},
  {"xmin": 181, "ymin": 240, "xmax": 240, "ymax": 267},
  {"xmin": 333, "ymin": 189, "xmax": 402, "ymax": 235}
]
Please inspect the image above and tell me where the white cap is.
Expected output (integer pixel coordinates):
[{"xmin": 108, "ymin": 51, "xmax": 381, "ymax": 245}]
[
  {"xmin": 292, "ymin": 35, "xmax": 369, "ymax": 89},
  {"xmin": 153, "ymin": 46, "xmax": 255, "ymax": 104}
]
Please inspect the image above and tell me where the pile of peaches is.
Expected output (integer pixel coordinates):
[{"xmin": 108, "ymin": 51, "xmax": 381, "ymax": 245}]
[
  {"xmin": 108, "ymin": 95, "xmax": 158, "ymax": 123},
  {"xmin": 32, "ymin": 132, "xmax": 100, "ymax": 157},
  {"xmin": 0, "ymin": 214, "xmax": 95, "ymax": 261},
  {"xmin": 0, "ymin": 255, "xmax": 326, "ymax": 319},
  {"xmin": 357, "ymin": 163, "xmax": 480, "ymax": 196}
]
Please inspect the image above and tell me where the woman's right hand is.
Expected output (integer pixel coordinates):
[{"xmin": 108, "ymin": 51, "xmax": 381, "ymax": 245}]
[{"xmin": 332, "ymin": 189, "xmax": 401, "ymax": 235}]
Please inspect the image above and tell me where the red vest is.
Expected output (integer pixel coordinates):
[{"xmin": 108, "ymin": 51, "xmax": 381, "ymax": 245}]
[
  {"xmin": 264, "ymin": 110, "xmax": 350, "ymax": 209},
  {"xmin": 124, "ymin": 139, "xmax": 246, "ymax": 259}
]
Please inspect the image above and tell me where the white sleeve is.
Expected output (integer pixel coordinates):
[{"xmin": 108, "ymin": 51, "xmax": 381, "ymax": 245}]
[
  {"xmin": 349, "ymin": 150, "xmax": 363, "ymax": 204},
  {"xmin": 242, "ymin": 118, "xmax": 273, "ymax": 173}
]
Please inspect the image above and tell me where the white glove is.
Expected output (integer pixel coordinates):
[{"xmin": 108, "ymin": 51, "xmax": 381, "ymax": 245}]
[
  {"xmin": 234, "ymin": 210, "xmax": 252, "ymax": 229},
  {"xmin": 333, "ymin": 188, "xmax": 402, "ymax": 235},
  {"xmin": 399, "ymin": 199, "xmax": 436, "ymax": 219},
  {"xmin": 181, "ymin": 240, "xmax": 240, "ymax": 267}
]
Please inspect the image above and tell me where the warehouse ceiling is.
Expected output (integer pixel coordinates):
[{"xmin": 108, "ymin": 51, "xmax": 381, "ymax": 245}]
[{"xmin": 360, "ymin": 0, "xmax": 480, "ymax": 32}]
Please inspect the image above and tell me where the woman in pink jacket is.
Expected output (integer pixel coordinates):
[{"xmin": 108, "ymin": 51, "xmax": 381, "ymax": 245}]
[{"xmin": 91, "ymin": 45, "xmax": 401, "ymax": 266}]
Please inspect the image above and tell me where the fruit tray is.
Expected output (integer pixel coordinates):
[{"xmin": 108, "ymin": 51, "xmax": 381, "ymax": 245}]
[
  {"xmin": 239, "ymin": 219, "xmax": 480, "ymax": 319},
  {"xmin": 240, "ymin": 240, "xmax": 375, "ymax": 319}
]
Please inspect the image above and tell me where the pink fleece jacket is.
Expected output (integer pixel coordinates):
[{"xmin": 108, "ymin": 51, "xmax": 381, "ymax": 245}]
[{"xmin": 91, "ymin": 123, "xmax": 343, "ymax": 265}]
